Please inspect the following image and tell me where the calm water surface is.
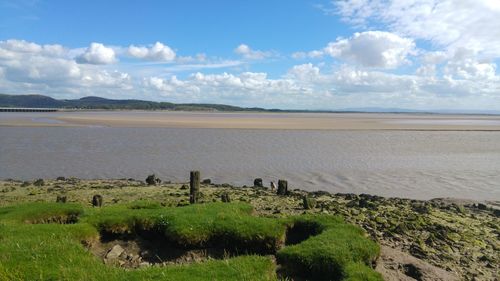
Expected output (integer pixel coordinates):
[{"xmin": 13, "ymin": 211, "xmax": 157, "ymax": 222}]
[{"xmin": 1, "ymin": 127, "xmax": 499, "ymax": 200}]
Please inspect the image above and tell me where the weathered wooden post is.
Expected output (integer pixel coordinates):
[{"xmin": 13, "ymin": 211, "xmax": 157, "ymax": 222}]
[
  {"xmin": 92, "ymin": 194, "xmax": 103, "ymax": 207},
  {"xmin": 302, "ymin": 195, "xmax": 316, "ymax": 210},
  {"xmin": 56, "ymin": 195, "xmax": 67, "ymax": 203},
  {"xmin": 221, "ymin": 192, "xmax": 231, "ymax": 203},
  {"xmin": 190, "ymin": 171, "xmax": 200, "ymax": 204},
  {"xmin": 145, "ymin": 174, "xmax": 161, "ymax": 186},
  {"xmin": 277, "ymin": 179, "xmax": 288, "ymax": 195},
  {"xmin": 254, "ymin": 178, "xmax": 263, "ymax": 188}
]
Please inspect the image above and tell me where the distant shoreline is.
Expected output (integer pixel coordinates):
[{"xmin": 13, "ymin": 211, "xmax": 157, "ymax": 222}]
[{"xmin": 2, "ymin": 110, "xmax": 500, "ymax": 130}]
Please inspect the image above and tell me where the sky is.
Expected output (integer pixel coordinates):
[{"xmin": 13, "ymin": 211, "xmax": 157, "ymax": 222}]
[{"xmin": 1, "ymin": 0, "xmax": 500, "ymax": 110}]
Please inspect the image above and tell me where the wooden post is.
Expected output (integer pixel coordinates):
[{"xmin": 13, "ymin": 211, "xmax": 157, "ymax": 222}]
[
  {"xmin": 277, "ymin": 180, "xmax": 288, "ymax": 195},
  {"xmin": 190, "ymin": 171, "xmax": 200, "ymax": 204},
  {"xmin": 92, "ymin": 195, "xmax": 103, "ymax": 207},
  {"xmin": 253, "ymin": 178, "xmax": 263, "ymax": 188}
]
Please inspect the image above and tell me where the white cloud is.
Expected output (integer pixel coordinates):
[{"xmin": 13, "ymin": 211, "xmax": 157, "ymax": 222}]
[
  {"xmin": 323, "ymin": 31, "xmax": 416, "ymax": 68},
  {"xmin": 333, "ymin": 0, "xmax": 500, "ymax": 57},
  {"xmin": 1, "ymin": 38, "xmax": 500, "ymax": 110},
  {"xmin": 128, "ymin": 42, "xmax": 176, "ymax": 62},
  {"xmin": 0, "ymin": 40, "xmax": 131, "ymax": 97},
  {"xmin": 287, "ymin": 63, "xmax": 321, "ymax": 82},
  {"xmin": 76, "ymin": 43, "xmax": 117, "ymax": 64},
  {"xmin": 234, "ymin": 44, "xmax": 273, "ymax": 60}
]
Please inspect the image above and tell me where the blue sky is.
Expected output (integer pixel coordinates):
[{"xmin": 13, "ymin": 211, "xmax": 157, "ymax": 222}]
[{"xmin": 1, "ymin": 0, "xmax": 500, "ymax": 110}]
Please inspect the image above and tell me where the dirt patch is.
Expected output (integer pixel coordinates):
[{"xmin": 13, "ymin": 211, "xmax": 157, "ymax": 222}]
[
  {"xmin": 376, "ymin": 245, "xmax": 459, "ymax": 281},
  {"xmin": 87, "ymin": 223, "xmax": 325, "ymax": 269},
  {"xmin": 87, "ymin": 230, "xmax": 274, "ymax": 268},
  {"xmin": 26, "ymin": 214, "xmax": 79, "ymax": 224},
  {"xmin": 285, "ymin": 222, "xmax": 322, "ymax": 246}
]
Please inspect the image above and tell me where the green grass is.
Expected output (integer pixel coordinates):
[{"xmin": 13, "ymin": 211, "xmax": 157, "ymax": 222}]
[
  {"xmin": 0, "ymin": 202, "xmax": 381, "ymax": 281},
  {"xmin": 277, "ymin": 215, "xmax": 383, "ymax": 281}
]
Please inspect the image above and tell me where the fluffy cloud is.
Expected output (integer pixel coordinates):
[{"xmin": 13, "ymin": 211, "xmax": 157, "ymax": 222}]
[
  {"xmin": 333, "ymin": 0, "xmax": 500, "ymax": 57},
  {"xmin": 76, "ymin": 43, "xmax": 116, "ymax": 64},
  {"xmin": 298, "ymin": 31, "xmax": 416, "ymax": 69},
  {"xmin": 0, "ymin": 40, "xmax": 130, "ymax": 97},
  {"xmin": 234, "ymin": 44, "xmax": 272, "ymax": 60},
  {"xmin": 1, "ymin": 38, "xmax": 500, "ymax": 110},
  {"xmin": 128, "ymin": 42, "xmax": 176, "ymax": 61}
]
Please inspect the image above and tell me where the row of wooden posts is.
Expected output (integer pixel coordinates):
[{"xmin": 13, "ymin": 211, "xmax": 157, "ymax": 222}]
[
  {"xmin": 59, "ymin": 171, "xmax": 290, "ymax": 207},
  {"xmin": 190, "ymin": 171, "xmax": 289, "ymax": 204}
]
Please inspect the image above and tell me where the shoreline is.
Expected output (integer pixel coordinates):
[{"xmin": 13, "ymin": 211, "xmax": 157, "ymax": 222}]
[{"xmin": 2, "ymin": 111, "xmax": 500, "ymax": 130}]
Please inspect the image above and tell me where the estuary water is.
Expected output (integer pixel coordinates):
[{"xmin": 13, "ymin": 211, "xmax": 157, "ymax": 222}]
[{"xmin": 1, "ymin": 126, "xmax": 499, "ymax": 200}]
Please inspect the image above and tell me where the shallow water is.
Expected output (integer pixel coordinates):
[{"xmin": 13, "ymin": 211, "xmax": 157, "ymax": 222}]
[{"xmin": 1, "ymin": 126, "xmax": 499, "ymax": 200}]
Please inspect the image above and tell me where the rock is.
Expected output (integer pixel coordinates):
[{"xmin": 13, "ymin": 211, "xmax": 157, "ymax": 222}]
[
  {"xmin": 477, "ymin": 203, "xmax": 487, "ymax": 210},
  {"xmin": 56, "ymin": 177, "xmax": 66, "ymax": 181},
  {"xmin": 56, "ymin": 195, "xmax": 67, "ymax": 203},
  {"xmin": 202, "ymin": 178, "xmax": 211, "ymax": 184},
  {"xmin": 106, "ymin": 245, "xmax": 125, "ymax": 260},
  {"xmin": 145, "ymin": 174, "xmax": 161, "ymax": 186},
  {"xmin": 92, "ymin": 194, "xmax": 103, "ymax": 207},
  {"xmin": 277, "ymin": 179, "xmax": 288, "ymax": 195},
  {"xmin": 412, "ymin": 203, "xmax": 430, "ymax": 214},
  {"xmin": 33, "ymin": 179, "xmax": 45, "ymax": 187},
  {"xmin": 180, "ymin": 184, "xmax": 188, "ymax": 190},
  {"xmin": 493, "ymin": 209, "xmax": 500, "ymax": 217},
  {"xmin": 253, "ymin": 178, "xmax": 263, "ymax": 188}
]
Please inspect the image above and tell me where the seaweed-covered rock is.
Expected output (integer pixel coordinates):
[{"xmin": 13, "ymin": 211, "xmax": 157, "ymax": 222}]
[
  {"xmin": 493, "ymin": 209, "xmax": 500, "ymax": 217},
  {"xmin": 92, "ymin": 194, "xmax": 103, "ymax": 207},
  {"xmin": 202, "ymin": 179, "xmax": 211, "ymax": 185},
  {"xmin": 56, "ymin": 177, "xmax": 66, "ymax": 181},
  {"xmin": 145, "ymin": 174, "xmax": 161, "ymax": 186},
  {"xmin": 33, "ymin": 179, "xmax": 45, "ymax": 186},
  {"xmin": 477, "ymin": 203, "xmax": 487, "ymax": 210}
]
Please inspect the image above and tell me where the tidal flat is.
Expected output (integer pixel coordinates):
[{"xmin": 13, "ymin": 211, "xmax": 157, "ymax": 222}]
[
  {"xmin": 1, "ymin": 111, "xmax": 500, "ymax": 201},
  {"xmin": 0, "ymin": 178, "xmax": 498, "ymax": 280}
]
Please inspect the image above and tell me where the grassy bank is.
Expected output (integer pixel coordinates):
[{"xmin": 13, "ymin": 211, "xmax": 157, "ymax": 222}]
[
  {"xmin": 0, "ymin": 178, "xmax": 498, "ymax": 280},
  {"xmin": 0, "ymin": 198, "xmax": 382, "ymax": 280}
]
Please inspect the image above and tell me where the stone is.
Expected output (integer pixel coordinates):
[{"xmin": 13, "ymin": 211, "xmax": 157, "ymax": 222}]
[
  {"xmin": 477, "ymin": 203, "xmax": 487, "ymax": 210},
  {"xmin": 493, "ymin": 209, "xmax": 500, "ymax": 217},
  {"xmin": 92, "ymin": 194, "xmax": 103, "ymax": 207},
  {"xmin": 253, "ymin": 178, "xmax": 263, "ymax": 188},
  {"xmin": 202, "ymin": 178, "xmax": 211, "ymax": 184},
  {"xmin": 33, "ymin": 179, "xmax": 45, "ymax": 186},
  {"xmin": 56, "ymin": 177, "xmax": 66, "ymax": 181},
  {"xmin": 145, "ymin": 174, "xmax": 161, "ymax": 186},
  {"xmin": 106, "ymin": 245, "xmax": 125, "ymax": 260}
]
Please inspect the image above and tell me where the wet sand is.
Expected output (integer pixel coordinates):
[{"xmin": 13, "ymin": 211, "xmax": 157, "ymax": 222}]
[{"xmin": 1, "ymin": 111, "xmax": 500, "ymax": 130}]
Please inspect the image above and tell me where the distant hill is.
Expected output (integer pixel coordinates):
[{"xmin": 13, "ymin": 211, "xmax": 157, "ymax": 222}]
[
  {"xmin": 1, "ymin": 94, "xmax": 498, "ymax": 114},
  {"xmin": 0, "ymin": 94, "xmax": 266, "ymax": 111}
]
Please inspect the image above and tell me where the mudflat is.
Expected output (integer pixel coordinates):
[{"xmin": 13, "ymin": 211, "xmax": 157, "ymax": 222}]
[{"xmin": 1, "ymin": 111, "xmax": 500, "ymax": 130}]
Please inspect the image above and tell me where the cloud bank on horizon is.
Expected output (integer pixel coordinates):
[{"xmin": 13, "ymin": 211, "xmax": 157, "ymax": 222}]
[{"xmin": 0, "ymin": 0, "xmax": 499, "ymax": 110}]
